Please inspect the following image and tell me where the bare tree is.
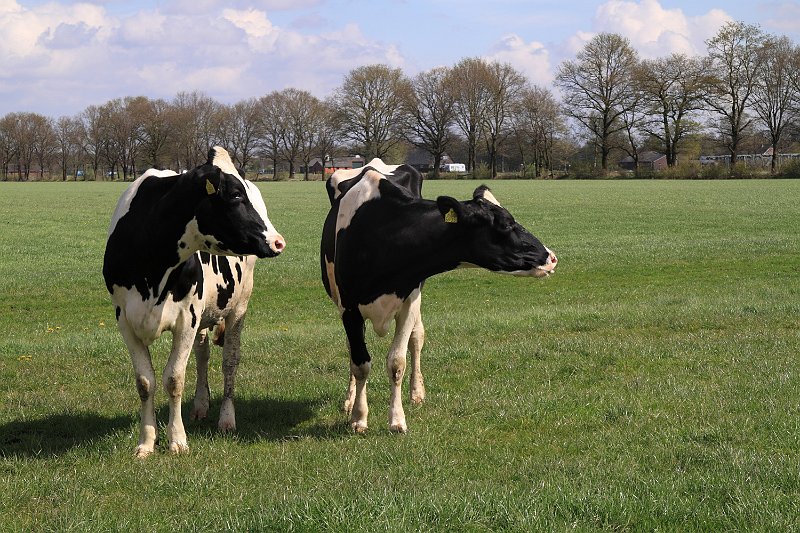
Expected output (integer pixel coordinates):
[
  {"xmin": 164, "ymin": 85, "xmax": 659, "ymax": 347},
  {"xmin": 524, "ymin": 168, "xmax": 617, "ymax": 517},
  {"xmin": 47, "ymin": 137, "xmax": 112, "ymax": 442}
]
[
  {"xmin": 332, "ymin": 64, "xmax": 412, "ymax": 160},
  {"xmin": 403, "ymin": 66, "xmax": 456, "ymax": 178},
  {"xmin": 276, "ymin": 88, "xmax": 318, "ymax": 178},
  {"xmin": 483, "ymin": 62, "xmax": 527, "ymax": 177},
  {"xmin": 556, "ymin": 33, "xmax": 639, "ymax": 173},
  {"xmin": 171, "ymin": 91, "xmax": 223, "ymax": 170},
  {"xmin": 80, "ymin": 105, "xmax": 105, "ymax": 179},
  {"xmin": 139, "ymin": 97, "xmax": 172, "ymax": 169},
  {"xmin": 258, "ymin": 92, "xmax": 283, "ymax": 180},
  {"xmin": 704, "ymin": 21, "xmax": 765, "ymax": 170},
  {"xmin": 218, "ymin": 97, "xmax": 263, "ymax": 172},
  {"xmin": 636, "ymin": 54, "xmax": 708, "ymax": 167},
  {"xmin": 31, "ymin": 114, "xmax": 57, "ymax": 179},
  {"xmin": 751, "ymin": 35, "xmax": 799, "ymax": 174},
  {"xmin": 0, "ymin": 114, "xmax": 17, "ymax": 180},
  {"xmin": 311, "ymin": 97, "xmax": 342, "ymax": 179},
  {"xmin": 54, "ymin": 116, "xmax": 83, "ymax": 180},
  {"xmin": 513, "ymin": 85, "xmax": 564, "ymax": 177},
  {"xmin": 449, "ymin": 57, "xmax": 493, "ymax": 173}
]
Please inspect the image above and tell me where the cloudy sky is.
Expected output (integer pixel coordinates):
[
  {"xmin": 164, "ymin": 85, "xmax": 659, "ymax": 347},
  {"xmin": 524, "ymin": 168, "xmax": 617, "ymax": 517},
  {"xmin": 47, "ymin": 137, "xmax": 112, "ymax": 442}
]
[{"xmin": 1, "ymin": 0, "xmax": 798, "ymax": 117}]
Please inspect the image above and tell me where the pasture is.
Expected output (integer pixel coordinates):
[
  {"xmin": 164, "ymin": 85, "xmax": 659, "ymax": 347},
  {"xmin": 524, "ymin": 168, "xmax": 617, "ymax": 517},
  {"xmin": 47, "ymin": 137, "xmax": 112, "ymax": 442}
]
[{"xmin": 0, "ymin": 178, "xmax": 799, "ymax": 531}]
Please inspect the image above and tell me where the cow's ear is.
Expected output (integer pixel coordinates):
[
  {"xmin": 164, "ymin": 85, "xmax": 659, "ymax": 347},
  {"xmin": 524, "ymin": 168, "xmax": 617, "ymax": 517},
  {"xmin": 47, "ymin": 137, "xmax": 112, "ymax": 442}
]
[
  {"xmin": 436, "ymin": 196, "xmax": 463, "ymax": 224},
  {"xmin": 473, "ymin": 185, "xmax": 501, "ymax": 207}
]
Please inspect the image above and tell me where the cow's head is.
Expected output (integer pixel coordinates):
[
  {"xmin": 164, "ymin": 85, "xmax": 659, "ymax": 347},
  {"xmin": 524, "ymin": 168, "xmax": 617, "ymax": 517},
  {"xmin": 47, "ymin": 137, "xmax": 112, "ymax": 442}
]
[
  {"xmin": 436, "ymin": 185, "xmax": 556, "ymax": 277},
  {"xmin": 193, "ymin": 147, "xmax": 285, "ymax": 258}
]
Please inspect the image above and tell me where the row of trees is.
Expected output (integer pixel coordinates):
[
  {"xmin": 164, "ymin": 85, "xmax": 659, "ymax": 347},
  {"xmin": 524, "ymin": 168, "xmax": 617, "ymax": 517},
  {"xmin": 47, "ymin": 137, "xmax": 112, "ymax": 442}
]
[
  {"xmin": 1, "ymin": 20, "xmax": 797, "ymax": 181},
  {"xmin": 557, "ymin": 21, "xmax": 800, "ymax": 174}
]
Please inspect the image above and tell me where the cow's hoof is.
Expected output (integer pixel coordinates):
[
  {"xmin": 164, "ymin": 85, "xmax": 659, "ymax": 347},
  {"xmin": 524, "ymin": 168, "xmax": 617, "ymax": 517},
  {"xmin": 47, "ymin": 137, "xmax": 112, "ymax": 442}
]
[
  {"xmin": 134, "ymin": 445, "xmax": 154, "ymax": 459},
  {"xmin": 410, "ymin": 392, "xmax": 425, "ymax": 405},
  {"xmin": 169, "ymin": 441, "xmax": 189, "ymax": 455},
  {"xmin": 350, "ymin": 420, "xmax": 368, "ymax": 434},
  {"xmin": 218, "ymin": 420, "xmax": 236, "ymax": 433},
  {"xmin": 389, "ymin": 422, "xmax": 408, "ymax": 434},
  {"xmin": 190, "ymin": 405, "xmax": 209, "ymax": 421}
]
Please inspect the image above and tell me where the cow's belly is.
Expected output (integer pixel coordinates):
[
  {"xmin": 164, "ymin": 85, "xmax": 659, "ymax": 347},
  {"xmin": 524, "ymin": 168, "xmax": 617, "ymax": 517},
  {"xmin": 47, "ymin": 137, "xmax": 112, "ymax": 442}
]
[{"xmin": 359, "ymin": 293, "xmax": 405, "ymax": 337}]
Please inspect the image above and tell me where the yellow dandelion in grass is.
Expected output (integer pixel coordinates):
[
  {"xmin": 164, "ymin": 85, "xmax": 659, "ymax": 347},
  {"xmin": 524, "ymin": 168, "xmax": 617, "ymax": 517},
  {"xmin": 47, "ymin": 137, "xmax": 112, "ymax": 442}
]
[
  {"xmin": 18, "ymin": 355, "xmax": 32, "ymax": 362},
  {"xmin": 99, "ymin": 321, "xmax": 106, "ymax": 327}
]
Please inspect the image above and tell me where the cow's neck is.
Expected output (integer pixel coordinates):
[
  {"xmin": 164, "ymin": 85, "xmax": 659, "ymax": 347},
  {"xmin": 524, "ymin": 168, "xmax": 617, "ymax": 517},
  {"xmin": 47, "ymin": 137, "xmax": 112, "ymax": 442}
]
[
  {"xmin": 384, "ymin": 204, "xmax": 467, "ymax": 284},
  {"xmin": 111, "ymin": 174, "xmax": 205, "ymax": 300}
]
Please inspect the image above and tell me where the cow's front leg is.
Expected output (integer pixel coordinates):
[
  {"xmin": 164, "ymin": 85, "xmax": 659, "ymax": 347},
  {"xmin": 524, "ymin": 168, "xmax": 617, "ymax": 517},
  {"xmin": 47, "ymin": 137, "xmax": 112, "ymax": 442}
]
[
  {"xmin": 408, "ymin": 311, "xmax": 426, "ymax": 405},
  {"xmin": 118, "ymin": 319, "xmax": 157, "ymax": 458},
  {"xmin": 386, "ymin": 291, "xmax": 421, "ymax": 433},
  {"xmin": 343, "ymin": 309, "xmax": 370, "ymax": 432},
  {"xmin": 219, "ymin": 314, "xmax": 246, "ymax": 433},
  {"xmin": 190, "ymin": 328, "xmax": 211, "ymax": 421},
  {"xmin": 163, "ymin": 321, "xmax": 196, "ymax": 454}
]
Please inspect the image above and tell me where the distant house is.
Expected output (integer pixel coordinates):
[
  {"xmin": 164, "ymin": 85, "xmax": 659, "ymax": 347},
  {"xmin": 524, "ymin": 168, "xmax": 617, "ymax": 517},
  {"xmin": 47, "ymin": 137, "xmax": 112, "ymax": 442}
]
[
  {"xmin": 303, "ymin": 155, "xmax": 366, "ymax": 175},
  {"xmin": 405, "ymin": 146, "xmax": 456, "ymax": 172},
  {"xmin": 619, "ymin": 151, "xmax": 667, "ymax": 171}
]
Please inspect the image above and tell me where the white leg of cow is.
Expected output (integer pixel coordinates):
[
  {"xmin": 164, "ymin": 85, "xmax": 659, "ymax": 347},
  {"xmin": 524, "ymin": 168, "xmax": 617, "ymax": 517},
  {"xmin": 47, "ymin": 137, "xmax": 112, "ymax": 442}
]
[
  {"xmin": 408, "ymin": 312, "xmax": 426, "ymax": 405},
  {"xmin": 343, "ymin": 309, "xmax": 370, "ymax": 432},
  {"xmin": 343, "ymin": 370, "xmax": 356, "ymax": 416},
  {"xmin": 219, "ymin": 315, "xmax": 245, "ymax": 433},
  {"xmin": 190, "ymin": 328, "xmax": 211, "ymax": 421},
  {"xmin": 162, "ymin": 323, "xmax": 196, "ymax": 454},
  {"xmin": 119, "ymin": 320, "xmax": 158, "ymax": 458},
  {"xmin": 386, "ymin": 292, "xmax": 421, "ymax": 433},
  {"xmin": 350, "ymin": 361, "xmax": 371, "ymax": 433}
]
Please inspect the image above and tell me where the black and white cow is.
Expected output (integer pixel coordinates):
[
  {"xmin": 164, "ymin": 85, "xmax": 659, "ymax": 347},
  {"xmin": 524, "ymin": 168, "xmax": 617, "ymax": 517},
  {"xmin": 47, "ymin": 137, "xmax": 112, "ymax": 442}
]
[
  {"xmin": 321, "ymin": 159, "xmax": 557, "ymax": 433},
  {"xmin": 103, "ymin": 146, "xmax": 285, "ymax": 458}
]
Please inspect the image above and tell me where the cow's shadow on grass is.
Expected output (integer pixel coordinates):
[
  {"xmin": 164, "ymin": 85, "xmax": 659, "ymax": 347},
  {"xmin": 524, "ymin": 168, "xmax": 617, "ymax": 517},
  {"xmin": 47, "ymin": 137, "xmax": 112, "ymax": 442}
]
[{"xmin": 0, "ymin": 394, "xmax": 340, "ymax": 458}]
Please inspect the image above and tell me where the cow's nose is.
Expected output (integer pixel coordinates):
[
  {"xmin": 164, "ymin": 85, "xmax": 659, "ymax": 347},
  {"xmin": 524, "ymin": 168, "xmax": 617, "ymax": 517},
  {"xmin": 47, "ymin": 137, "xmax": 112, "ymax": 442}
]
[
  {"xmin": 543, "ymin": 247, "xmax": 557, "ymax": 272},
  {"xmin": 271, "ymin": 234, "xmax": 286, "ymax": 254}
]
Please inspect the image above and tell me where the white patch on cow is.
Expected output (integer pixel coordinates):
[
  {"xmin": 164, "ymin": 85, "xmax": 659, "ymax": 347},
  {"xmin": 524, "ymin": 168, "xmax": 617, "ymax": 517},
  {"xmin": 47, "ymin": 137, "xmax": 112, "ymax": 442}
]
[
  {"xmin": 243, "ymin": 180, "xmax": 282, "ymax": 248},
  {"xmin": 336, "ymin": 169, "xmax": 384, "ymax": 231},
  {"xmin": 325, "ymin": 259, "xmax": 343, "ymax": 312},
  {"xmin": 329, "ymin": 158, "xmax": 400, "ymax": 201},
  {"xmin": 210, "ymin": 146, "xmax": 240, "ymax": 177},
  {"xmin": 113, "ymin": 286, "xmax": 189, "ymax": 346},
  {"xmin": 480, "ymin": 189, "xmax": 501, "ymax": 207},
  {"xmin": 359, "ymin": 293, "xmax": 405, "ymax": 337},
  {"xmin": 108, "ymin": 168, "xmax": 178, "ymax": 237}
]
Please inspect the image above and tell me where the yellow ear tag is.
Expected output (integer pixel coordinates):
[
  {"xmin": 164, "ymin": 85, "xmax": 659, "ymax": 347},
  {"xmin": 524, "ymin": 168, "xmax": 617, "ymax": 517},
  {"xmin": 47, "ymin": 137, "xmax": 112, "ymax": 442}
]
[
  {"xmin": 205, "ymin": 179, "xmax": 216, "ymax": 195},
  {"xmin": 444, "ymin": 208, "xmax": 458, "ymax": 224}
]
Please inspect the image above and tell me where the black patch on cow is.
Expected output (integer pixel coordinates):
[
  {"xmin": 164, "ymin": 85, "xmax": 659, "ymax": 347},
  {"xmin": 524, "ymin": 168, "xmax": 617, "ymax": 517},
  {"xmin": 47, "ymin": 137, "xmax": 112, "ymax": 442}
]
[
  {"xmin": 179, "ymin": 241, "xmax": 186, "ymax": 249},
  {"xmin": 189, "ymin": 304, "xmax": 197, "ymax": 328},
  {"xmin": 115, "ymin": 306, "xmax": 121, "ymax": 321},
  {"xmin": 215, "ymin": 257, "xmax": 237, "ymax": 310},
  {"xmin": 235, "ymin": 262, "xmax": 242, "ymax": 283}
]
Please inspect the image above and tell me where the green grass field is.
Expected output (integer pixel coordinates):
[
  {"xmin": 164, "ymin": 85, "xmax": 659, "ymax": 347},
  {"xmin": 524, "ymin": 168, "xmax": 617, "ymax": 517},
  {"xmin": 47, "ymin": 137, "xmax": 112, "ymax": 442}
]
[{"xmin": 1, "ymin": 178, "xmax": 799, "ymax": 531}]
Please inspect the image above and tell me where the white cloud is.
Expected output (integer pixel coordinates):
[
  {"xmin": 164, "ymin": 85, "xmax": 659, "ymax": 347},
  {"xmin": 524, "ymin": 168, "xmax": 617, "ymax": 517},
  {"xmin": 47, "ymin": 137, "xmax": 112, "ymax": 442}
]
[
  {"xmin": 592, "ymin": 0, "xmax": 731, "ymax": 57},
  {"xmin": 0, "ymin": 1, "xmax": 407, "ymax": 116},
  {"xmin": 486, "ymin": 34, "xmax": 552, "ymax": 86}
]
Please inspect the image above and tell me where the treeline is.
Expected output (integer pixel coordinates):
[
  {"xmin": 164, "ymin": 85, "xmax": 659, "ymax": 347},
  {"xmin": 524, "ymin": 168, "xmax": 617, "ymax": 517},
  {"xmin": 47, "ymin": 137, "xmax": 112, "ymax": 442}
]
[{"xmin": 1, "ymin": 20, "xmax": 798, "ymax": 181}]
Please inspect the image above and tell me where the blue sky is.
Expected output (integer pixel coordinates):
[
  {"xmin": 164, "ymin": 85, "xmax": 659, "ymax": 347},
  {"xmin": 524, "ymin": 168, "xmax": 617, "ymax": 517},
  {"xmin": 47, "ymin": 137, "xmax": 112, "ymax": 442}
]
[{"xmin": 1, "ymin": 0, "xmax": 798, "ymax": 117}]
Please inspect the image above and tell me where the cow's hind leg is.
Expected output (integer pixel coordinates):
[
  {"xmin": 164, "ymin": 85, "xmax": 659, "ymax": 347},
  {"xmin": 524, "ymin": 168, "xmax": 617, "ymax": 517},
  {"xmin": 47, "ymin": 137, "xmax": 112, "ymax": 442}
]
[
  {"xmin": 118, "ymin": 319, "xmax": 158, "ymax": 458},
  {"xmin": 343, "ymin": 309, "xmax": 370, "ymax": 432},
  {"xmin": 163, "ymin": 321, "xmax": 196, "ymax": 454},
  {"xmin": 190, "ymin": 328, "xmax": 211, "ymax": 421},
  {"xmin": 408, "ymin": 310, "xmax": 426, "ymax": 406},
  {"xmin": 219, "ymin": 314, "xmax": 246, "ymax": 432},
  {"xmin": 386, "ymin": 291, "xmax": 421, "ymax": 433}
]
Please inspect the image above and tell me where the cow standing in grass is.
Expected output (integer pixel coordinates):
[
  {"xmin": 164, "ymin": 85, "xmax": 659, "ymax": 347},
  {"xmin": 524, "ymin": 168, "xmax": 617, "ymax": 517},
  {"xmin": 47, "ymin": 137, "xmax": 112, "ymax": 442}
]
[
  {"xmin": 103, "ymin": 147, "xmax": 285, "ymax": 457},
  {"xmin": 321, "ymin": 159, "xmax": 557, "ymax": 433}
]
